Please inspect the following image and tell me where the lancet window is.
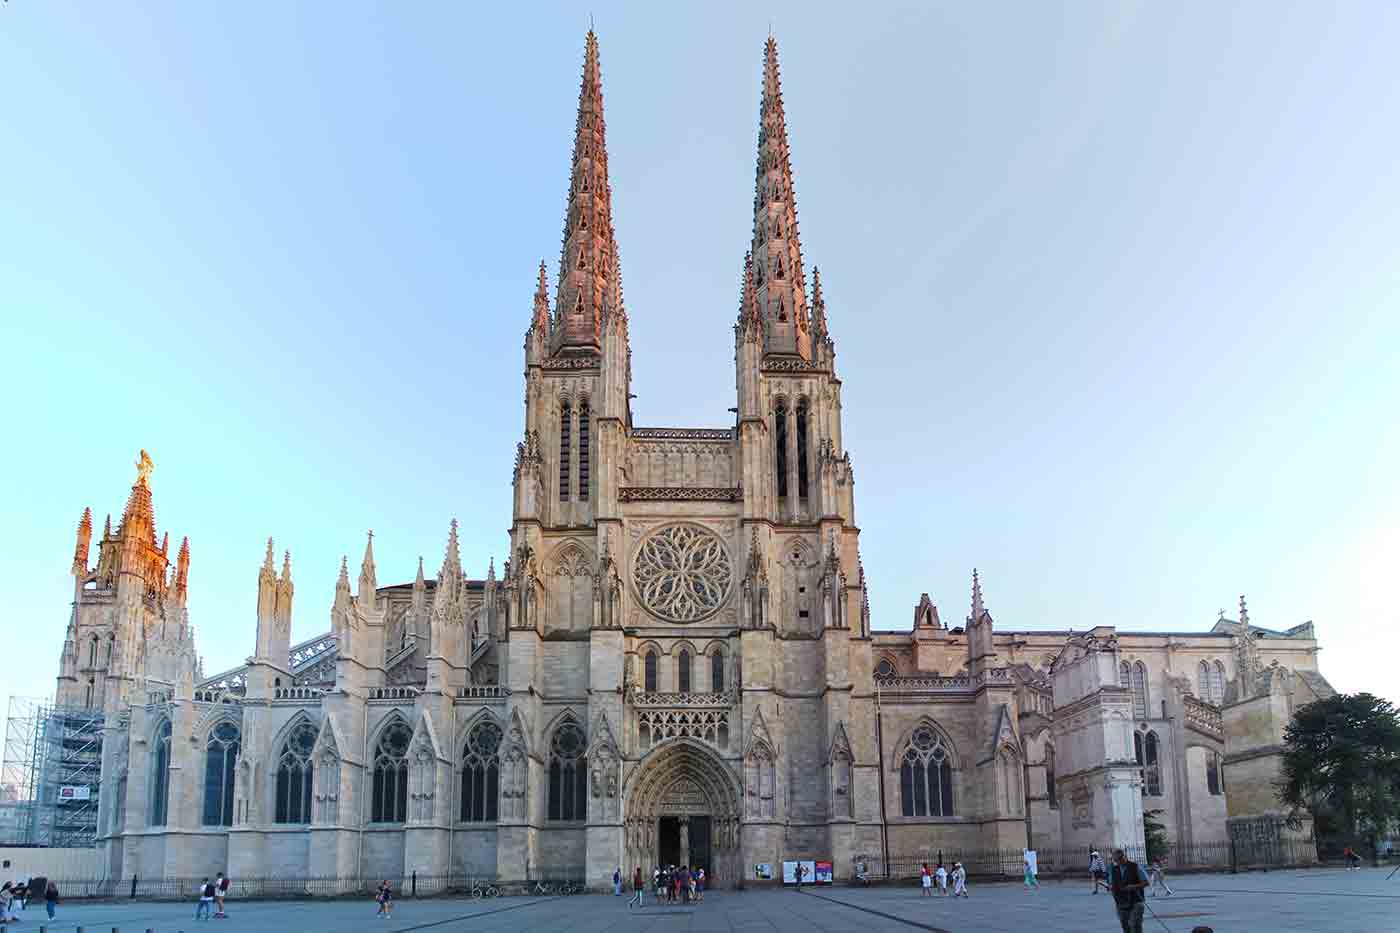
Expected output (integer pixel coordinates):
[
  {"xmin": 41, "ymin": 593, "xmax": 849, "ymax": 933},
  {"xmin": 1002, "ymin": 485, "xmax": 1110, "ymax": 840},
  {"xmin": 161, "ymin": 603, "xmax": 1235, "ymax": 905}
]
[
  {"xmin": 578, "ymin": 399, "xmax": 590, "ymax": 500},
  {"xmin": 1045, "ymin": 744, "xmax": 1057, "ymax": 808},
  {"xmin": 1198, "ymin": 660, "xmax": 1227, "ymax": 705},
  {"xmin": 371, "ymin": 720, "xmax": 412, "ymax": 823},
  {"xmin": 559, "ymin": 402, "xmax": 572, "ymax": 501},
  {"xmin": 796, "ymin": 399, "xmax": 810, "ymax": 499},
  {"xmin": 677, "ymin": 649, "xmax": 691, "ymax": 693},
  {"xmin": 1121, "ymin": 661, "xmax": 1149, "ymax": 719},
  {"xmin": 149, "ymin": 719, "xmax": 172, "ymax": 827},
  {"xmin": 1143, "ymin": 730, "xmax": 1162, "ymax": 796},
  {"xmin": 711, "ymin": 649, "xmax": 725, "ymax": 693},
  {"xmin": 1206, "ymin": 750, "xmax": 1223, "ymax": 796},
  {"xmin": 460, "ymin": 720, "xmax": 501, "ymax": 823},
  {"xmin": 547, "ymin": 720, "xmax": 587, "ymax": 822},
  {"xmin": 274, "ymin": 720, "xmax": 317, "ymax": 824},
  {"xmin": 202, "ymin": 721, "xmax": 240, "ymax": 826},
  {"xmin": 899, "ymin": 725, "xmax": 954, "ymax": 818},
  {"xmin": 644, "ymin": 650, "xmax": 658, "ymax": 693},
  {"xmin": 774, "ymin": 403, "xmax": 788, "ymax": 498}
]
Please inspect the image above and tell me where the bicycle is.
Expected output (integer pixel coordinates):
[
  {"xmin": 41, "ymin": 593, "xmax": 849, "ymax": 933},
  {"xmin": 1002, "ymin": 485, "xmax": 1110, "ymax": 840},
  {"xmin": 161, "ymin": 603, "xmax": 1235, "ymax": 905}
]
[
  {"xmin": 533, "ymin": 880, "xmax": 555, "ymax": 896},
  {"xmin": 472, "ymin": 882, "xmax": 500, "ymax": 899}
]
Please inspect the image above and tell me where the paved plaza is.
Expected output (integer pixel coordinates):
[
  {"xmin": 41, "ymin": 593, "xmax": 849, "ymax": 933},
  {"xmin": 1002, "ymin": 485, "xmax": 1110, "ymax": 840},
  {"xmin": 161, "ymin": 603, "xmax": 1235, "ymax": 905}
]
[{"xmin": 3, "ymin": 868, "xmax": 1397, "ymax": 932}]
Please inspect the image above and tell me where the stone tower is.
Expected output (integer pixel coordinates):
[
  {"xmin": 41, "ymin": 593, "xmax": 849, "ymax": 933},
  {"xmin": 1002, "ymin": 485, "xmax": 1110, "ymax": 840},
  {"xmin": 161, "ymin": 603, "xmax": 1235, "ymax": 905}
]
[{"xmin": 58, "ymin": 449, "xmax": 200, "ymax": 713}]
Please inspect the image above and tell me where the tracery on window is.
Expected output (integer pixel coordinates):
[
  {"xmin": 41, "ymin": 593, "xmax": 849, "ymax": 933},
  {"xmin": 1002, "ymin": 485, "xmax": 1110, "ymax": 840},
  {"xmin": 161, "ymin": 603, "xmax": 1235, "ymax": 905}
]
[
  {"xmin": 371, "ymin": 720, "xmax": 412, "ymax": 823},
  {"xmin": 559, "ymin": 402, "xmax": 572, "ymax": 501},
  {"xmin": 875, "ymin": 658, "xmax": 896, "ymax": 678},
  {"xmin": 150, "ymin": 719, "xmax": 172, "ymax": 826},
  {"xmin": 460, "ymin": 720, "xmax": 501, "ymax": 822},
  {"xmin": 274, "ymin": 720, "xmax": 318, "ymax": 824},
  {"xmin": 899, "ymin": 725, "xmax": 954, "ymax": 817},
  {"xmin": 202, "ymin": 721, "xmax": 240, "ymax": 826},
  {"xmin": 547, "ymin": 719, "xmax": 587, "ymax": 822}
]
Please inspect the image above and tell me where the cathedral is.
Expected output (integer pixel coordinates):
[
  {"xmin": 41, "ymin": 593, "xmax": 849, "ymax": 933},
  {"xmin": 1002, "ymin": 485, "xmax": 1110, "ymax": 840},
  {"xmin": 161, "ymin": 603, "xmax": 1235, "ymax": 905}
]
[{"xmin": 56, "ymin": 34, "xmax": 1334, "ymax": 887}]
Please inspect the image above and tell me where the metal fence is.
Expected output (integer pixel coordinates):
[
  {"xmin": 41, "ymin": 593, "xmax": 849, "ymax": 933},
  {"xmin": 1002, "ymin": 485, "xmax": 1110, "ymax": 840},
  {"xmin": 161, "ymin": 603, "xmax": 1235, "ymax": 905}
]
[
  {"xmin": 854, "ymin": 837, "xmax": 1319, "ymax": 881},
  {"xmin": 14, "ymin": 873, "xmax": 588, "ymax": 902}
]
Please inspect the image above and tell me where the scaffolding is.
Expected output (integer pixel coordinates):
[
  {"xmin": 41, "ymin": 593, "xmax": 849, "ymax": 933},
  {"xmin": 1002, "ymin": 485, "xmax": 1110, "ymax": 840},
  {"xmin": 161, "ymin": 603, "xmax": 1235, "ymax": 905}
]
[{"xmin": 0, "ymin": 696, "xmax": 106, "ymax": 848}]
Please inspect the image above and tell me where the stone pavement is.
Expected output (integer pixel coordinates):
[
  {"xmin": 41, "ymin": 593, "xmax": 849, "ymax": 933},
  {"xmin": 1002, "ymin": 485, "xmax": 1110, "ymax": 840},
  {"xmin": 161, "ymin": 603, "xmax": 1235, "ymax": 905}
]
[{"xmin": 3, "ymin": 867, "xmax": 1397, "ymax": 932}]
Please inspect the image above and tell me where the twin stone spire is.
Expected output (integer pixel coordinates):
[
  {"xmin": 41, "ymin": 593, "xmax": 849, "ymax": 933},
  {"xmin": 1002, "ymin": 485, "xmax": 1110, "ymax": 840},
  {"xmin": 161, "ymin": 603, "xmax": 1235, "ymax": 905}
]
[{"xmin": 530, "ymin": 31, "xmax": 832, "ymax": 363}]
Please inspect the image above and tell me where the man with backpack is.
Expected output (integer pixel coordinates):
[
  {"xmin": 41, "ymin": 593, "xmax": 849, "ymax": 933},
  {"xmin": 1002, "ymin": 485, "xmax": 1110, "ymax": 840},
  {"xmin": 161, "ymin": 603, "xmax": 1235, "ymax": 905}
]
[
  {"xmin": 214, "ymin": 871, "xmax": 231, "ymax": 917},
  {"xmin": 1108, "ymin": 848, "xmax": 1149, "ymax": 933}
]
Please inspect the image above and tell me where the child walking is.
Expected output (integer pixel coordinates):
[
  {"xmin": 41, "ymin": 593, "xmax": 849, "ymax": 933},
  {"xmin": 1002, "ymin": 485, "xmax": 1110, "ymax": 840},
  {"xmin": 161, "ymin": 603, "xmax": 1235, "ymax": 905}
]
[
  {"xmin": 376, "ymin": 880, "xmax": 394, "ymax": 919},
  {"xmin": 920, "ymin": 862, "xmax": 933, "ymax": 896}
]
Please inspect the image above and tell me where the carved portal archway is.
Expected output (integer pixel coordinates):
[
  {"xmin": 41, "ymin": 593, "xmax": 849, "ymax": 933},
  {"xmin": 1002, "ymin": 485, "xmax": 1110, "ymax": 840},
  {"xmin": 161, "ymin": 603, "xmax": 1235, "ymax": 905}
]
[{"xmin": 623, "ymin": 739, "xmax": 741, "ymax": 886}]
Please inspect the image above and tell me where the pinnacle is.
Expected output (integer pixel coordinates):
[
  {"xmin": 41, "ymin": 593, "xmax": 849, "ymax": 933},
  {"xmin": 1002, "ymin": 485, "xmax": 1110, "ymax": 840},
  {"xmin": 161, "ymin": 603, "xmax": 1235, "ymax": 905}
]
[
  {"xmin": 280, "ymin": 549, "xmax": 291, "ymax": 582},
  {"xmin": 263, "ymin": 537, "xmax": 275, "ymax": 572},
  {"xmin": 79, "ymin": 507, "xmax": 93, "ymax": 533},
  {"xmin": 337, "ymin": 555, "xmax": 350, "ymax": 588},
  {"xmin": 971, "ymin": 567, "xmax": 985, "ymax": 619}
]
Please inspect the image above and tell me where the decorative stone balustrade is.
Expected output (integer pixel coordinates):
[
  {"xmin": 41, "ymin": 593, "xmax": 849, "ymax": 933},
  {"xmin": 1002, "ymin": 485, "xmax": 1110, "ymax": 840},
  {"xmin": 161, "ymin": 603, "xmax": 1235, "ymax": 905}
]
[
  {"xmin": 273, "ymin": 686, "xmax": 324, "ymax": 701},
  {"xmin": 873, "ymin": 667, "xmax": 1014, "ymax": 697},
  {"xmin": 368, "ymin": 685, "xmax": 420, "ymax": 702},
  {"xmin": 193, "ymin": 689, "xmax": 242, "ymax": 705},
  {"xmin": 456, "ymin": 685, "xmax": 511, "ymax": 700},
  {"xmin": 1184, "ymin": 694, "xmax": 1224, "ymax": 738},
  {"xmin": 627, "ymin": 688, "xmax": 736, "ymax": 709}
]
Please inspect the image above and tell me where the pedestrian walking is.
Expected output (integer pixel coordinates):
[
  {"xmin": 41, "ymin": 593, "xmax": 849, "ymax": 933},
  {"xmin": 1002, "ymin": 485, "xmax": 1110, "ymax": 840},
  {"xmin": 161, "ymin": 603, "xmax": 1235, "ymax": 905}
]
[
  {"xmin": 696, "ymin": 867, "xmax": 705, "ymax": 902},
  {"xmin": 1023, "ymin": 849, "xmax": 1039, "ymax": 890},
  {"xmin": 613, "ymin": 867, "xmax": 622, "ymax": 895},
  {"xmin": 1108, "ymin": 848, "xmax": 1149, "ymax": 933},
  {"xmin": 628, "ymin": 867, "xmax": 645, "ymax": 908},
  {"xmin": 195, "ymin": 878, "xmax": 216, "ymax": 920},
  {"xmin": 1090, "ymin": 849, "xmax": 1109, "ymax": 894},
  {"xmin": 214, "ymin": 871, "xmax": 230, "ymax": 917},
  {"xmin": 376, "ymin": 879, "xmax": 394, "ymax": 919},
  {"xmin": 1, "ymin": 882, "xmax": 19, "ymax": 924},
  {"xmin": 654, "ymin": 866, "xmax": 663, "ymax": 902},
  {"xmin": 672, "ymin": 866, "xmax": 681, "ymax": 903},
  {"xmin": 44, "ymin": 879, "xmax": 59, "ymax": 920},
  {"xmin": 951, "ymin": 862, "xmax": 968, "ymax": 897},
  {"xmin": 920, "ymin": 862, "xmax": 933, "ymax": 896},
  {"xmin": 1147, "ymin": 858, "xmax": 1173, "ymax": 897},
  {"xmin": 935, "ymin": 862, "xmax": 948, "ymax": 896},
  {"xmin": 688, "ymin": 866, "xmax": 697, "ymax": 902}
]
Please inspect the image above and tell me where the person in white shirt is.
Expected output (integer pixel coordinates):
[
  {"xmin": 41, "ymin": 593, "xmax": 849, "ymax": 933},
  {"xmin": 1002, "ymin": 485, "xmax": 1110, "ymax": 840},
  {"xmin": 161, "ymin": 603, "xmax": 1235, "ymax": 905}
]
[
  {"xmin": 952, "ymin": 862, "xmax": 968, "ymax": 897},
  {"xmin": 935, "ymin": 863, "xmax": 948, "ymax": 895}
]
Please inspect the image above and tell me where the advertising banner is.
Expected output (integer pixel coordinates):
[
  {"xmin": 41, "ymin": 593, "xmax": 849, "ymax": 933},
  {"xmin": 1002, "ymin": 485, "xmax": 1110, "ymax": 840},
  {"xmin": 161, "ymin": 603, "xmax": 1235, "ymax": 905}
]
[
  {"xmin": 58, "ymin": 785, "xmax": 91, "ymax": 801},
  {"xmin": 782, "ymin": 861, "xmax": 798, "ymax": 884},
  {"xmin": 754, "ymin": 863, "xmax": 773, "ymax": 880},
  {"xmin": 814, "ymin": 860, "xmax": 833, "ymax": 884}
]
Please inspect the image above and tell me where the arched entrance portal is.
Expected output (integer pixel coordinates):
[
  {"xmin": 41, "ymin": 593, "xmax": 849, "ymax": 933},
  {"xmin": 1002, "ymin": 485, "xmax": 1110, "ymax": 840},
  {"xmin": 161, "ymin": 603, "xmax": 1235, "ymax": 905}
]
[{"xmin": 624, "ymin": 739, "xmax": 741, "ymax": 887}]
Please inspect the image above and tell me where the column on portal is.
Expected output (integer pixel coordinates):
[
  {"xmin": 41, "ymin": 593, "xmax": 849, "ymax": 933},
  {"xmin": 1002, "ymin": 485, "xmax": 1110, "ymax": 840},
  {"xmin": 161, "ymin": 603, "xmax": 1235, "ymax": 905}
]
[{"xmin": 679, "ymin": 818, "xmax": 690, "ymax": 868}]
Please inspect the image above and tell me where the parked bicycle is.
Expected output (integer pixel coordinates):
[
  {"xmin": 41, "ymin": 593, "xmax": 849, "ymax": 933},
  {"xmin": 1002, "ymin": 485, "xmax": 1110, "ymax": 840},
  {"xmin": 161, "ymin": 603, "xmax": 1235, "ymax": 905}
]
[
  {"xmin": 533, "ymin": 880, "xmax": 554, "ymax": 896},
  {"xmin": 472, "ymin": 882, "xmax": 500, "ymax": 899}
]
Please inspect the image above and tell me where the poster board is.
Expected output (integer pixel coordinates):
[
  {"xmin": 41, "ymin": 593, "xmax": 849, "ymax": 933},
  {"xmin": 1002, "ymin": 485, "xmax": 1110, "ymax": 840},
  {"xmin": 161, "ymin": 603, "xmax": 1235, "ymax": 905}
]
[
  {"xmin": 754, "ymin": 863, "xmax": 773, "ymax": 880},
  {"xmin": 814, "ymin": 860, "xmax": 833, "ymax": 884},
  {"xmin": 781, "ymin": 861, "xmax": 798, "ymax": 884}
]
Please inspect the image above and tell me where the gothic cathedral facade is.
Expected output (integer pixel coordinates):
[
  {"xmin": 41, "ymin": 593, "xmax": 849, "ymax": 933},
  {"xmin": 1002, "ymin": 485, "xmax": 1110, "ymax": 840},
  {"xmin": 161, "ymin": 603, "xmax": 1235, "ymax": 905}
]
[{"xmin": 58, "ymin": 34, "xmax": 1333, "ymax": 887}]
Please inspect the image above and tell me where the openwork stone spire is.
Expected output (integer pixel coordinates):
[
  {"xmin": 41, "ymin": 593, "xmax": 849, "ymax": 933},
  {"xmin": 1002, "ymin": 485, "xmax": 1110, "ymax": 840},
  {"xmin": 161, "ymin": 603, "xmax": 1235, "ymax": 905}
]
[
  {"xmin": 553, "ymin": 30, "xmax": 624, "ymax": 354},
  {"xmin": 749, "ymin": 36, "xmax": 810, "ymax": 359}
]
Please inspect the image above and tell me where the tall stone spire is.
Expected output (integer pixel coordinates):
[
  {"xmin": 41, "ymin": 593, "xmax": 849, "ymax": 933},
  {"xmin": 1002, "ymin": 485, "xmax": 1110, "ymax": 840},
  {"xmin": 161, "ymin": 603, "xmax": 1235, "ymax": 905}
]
[
  {"xmin": 531, "ymin": 260, "xmax": 551, "ymax": 334},
  {"xmin": 749, "ymin": 36, "xmax": 810, "ymax": 359},
  {"xmin": 971, "ymin": 568, "xmax": 985, "ymax": 620},
  {"xmin": 809, "ymin": 266, "xmax": 828, "ymax": 343},
  {"xmin": 174, "ymin": 536, "xmax": 190, "ymax": 600},
  {"xmin": 358, "ymin": 529, "xmax": 377, "ymax": 609},
  {"xmin": 553, "ymin": 30, "xmax": 624, "ymax": 354},
  {"xmin": 118, "ymin": 449, "xmax": 157, "ymax": 543},
  {"xmin": 72, "ymin": 507, "xmax": 93, "ymax": 576}
]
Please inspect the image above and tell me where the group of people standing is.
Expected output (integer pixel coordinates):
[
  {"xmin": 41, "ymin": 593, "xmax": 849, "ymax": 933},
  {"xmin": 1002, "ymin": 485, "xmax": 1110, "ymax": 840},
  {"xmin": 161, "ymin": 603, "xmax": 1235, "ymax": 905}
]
[
  {"xmin": 623, "ymin": 864, "xmax": 705, "ymax": 907},
  {"xmin": 0, "ymin": 876, "xmax": 60, "ymax": 922},
  {"xmin": 918, "ymin": 861, "xmax": 967, "ymax": 897}
]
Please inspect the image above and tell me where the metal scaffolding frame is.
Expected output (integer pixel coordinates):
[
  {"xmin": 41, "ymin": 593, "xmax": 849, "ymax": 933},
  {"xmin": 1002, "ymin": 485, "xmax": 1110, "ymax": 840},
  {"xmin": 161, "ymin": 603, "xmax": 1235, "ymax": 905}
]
[{"xmin": 1, "ymin": 695, "xmax": 105, "ymax": 847}]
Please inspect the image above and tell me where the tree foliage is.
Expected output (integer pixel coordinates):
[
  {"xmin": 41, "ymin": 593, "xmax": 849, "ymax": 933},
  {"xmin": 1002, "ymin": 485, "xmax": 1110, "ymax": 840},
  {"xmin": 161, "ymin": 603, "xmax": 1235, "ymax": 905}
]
[
  {"xmin": 1143, "ymin": 808, "xmax": 1169, "ymax": 864},
  {"xmin": 1280, "ymin": 693, "xmax": 1400, "ymax": 853}
]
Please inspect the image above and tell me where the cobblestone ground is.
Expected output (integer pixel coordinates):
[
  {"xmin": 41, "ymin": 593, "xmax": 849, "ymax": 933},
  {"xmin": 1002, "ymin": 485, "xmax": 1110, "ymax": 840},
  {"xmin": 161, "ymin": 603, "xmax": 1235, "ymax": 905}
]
[{"xmin": 3, "ymin": 867, "xmax": 1397, "ymax": 932}]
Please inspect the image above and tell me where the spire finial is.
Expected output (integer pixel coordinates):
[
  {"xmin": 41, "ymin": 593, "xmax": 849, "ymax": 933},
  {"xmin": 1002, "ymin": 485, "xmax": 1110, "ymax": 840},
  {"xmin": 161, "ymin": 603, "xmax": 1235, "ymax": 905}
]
[
  {"xmin": 1238, "ymin": 594, "xmax": 1249, "ymax": 626},
  {"xmin": 971, "ymin": 567, "xmax": 985, "ymax": 619},
  {"xmin": 281, "ymin": 549, "xmax": 291, "ymax": 582},
  {"xmin": 337, "ymin": 555, "xmax": 350, "ymax": 587},
  {"xmin": 263, "ymin": 537, "xmax": 275, "ymax": 572},
  {"xmin": 135, "ymin": 449, "xmax": 154, "ymax": 487}
]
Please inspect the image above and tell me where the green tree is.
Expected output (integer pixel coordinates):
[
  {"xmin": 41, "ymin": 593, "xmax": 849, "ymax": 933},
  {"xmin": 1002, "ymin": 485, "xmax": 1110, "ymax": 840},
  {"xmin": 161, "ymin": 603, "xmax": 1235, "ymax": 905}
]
[
  {"xmin": 1143, "ymin": 808, "xmax": 1169, "ymax": 864},
  {"xmin": 1280, "ymin": 693, "xmax": 1400, "ymax": 863}
]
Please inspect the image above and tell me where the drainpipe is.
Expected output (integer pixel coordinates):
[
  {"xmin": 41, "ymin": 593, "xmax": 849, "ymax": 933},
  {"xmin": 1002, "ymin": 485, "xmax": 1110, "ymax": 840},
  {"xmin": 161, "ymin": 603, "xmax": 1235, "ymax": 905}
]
[{"xmin": 874, "ymin": 679, "xmax": 890, "ymax": 879}]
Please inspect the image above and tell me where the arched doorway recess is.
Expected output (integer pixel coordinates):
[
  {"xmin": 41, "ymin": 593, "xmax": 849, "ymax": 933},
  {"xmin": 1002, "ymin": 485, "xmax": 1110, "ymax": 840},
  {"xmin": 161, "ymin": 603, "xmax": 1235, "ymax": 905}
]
[{"xmin": 623, "ymin": 739, "xmax": 741, "ymax": 886}]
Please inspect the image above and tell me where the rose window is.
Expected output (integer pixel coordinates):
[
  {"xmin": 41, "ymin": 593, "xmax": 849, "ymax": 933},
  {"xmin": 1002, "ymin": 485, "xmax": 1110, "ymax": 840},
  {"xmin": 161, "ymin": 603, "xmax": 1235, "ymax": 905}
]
[{"xmin": 633, "ymin": 523, "xmax": 733, "ymax": 623}]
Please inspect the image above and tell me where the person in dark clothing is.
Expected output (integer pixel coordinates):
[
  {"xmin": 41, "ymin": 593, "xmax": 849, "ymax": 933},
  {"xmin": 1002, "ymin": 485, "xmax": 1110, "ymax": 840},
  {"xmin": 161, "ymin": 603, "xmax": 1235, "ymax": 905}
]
[
  {"xmin": 44, "ymin": 880, "xmax": 59, "ymax": 920},
  {"xmin": 1109, "ymin": 849, "xmax": 1149, "ymax": 933}
]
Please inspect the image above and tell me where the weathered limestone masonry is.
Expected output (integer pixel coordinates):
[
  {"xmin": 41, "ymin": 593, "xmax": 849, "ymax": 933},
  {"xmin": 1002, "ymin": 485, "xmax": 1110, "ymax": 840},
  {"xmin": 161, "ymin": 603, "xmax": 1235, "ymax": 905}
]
[{"xmin": 61, "ymin": 33, "xmax": 1335, "ymax": 889}]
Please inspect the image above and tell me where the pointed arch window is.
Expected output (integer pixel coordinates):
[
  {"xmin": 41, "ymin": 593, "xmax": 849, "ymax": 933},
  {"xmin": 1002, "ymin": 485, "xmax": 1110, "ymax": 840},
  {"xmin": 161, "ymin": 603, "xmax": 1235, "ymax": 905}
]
[
  {"xmin": 150, "ymin": 719, "xmax": 172, "ymax": 827},
  {"xmin": 1143, "ymin": 730, "xmax": 1162, "ymax": 796},
  {"xmin": 577, "ymin": 399, "xmax": 590, "ymax": 500},
  {"xmin": 274, "ymin": 720, "xmax": 317, "ymax": 824},
  {"xmin": 644, "ymin": 650, "xmax": 658, "ymax": 693},
  {"xmin": 1197, "ymin": 660, "xmax": 1210, "ymax": 700},
  {"xmin": 1045, "ymin": 744, "xmax": 1057, "ymax": 808},
  {"xmin": 1206, "ymin": 750, "xmax": 1223, "ymax": 796},
  {"xmin": 88, "ymin": 636, "xmax": 97, "ymax": 667},
  {"xmin": 559, "ymin": 402, "xmax": 573, "ymax": 501},
  {"xmin": 202, "ymin": 722, "xmax": 240, "ymax": 826},
  {"xmin": 1211, "ymin": 661, "xmax": 1226, "ymax": 705},
  {"xmin": 876, "ymin": 658, "xmax": 897, "ymax": 678},
  {"xmin": 774, "ymin": 403, "xmax": 789, "ymax": 498},
  {"xmin": 547, "ymin": 720, "xmax": 587, "ymax": 822},
  {"xmin": 711, "ymin": 650, "xmax": 725, "ymax": 693},
  {"xmin": 371, "ymin": 720, "xmax": 412, "ymax": 823},
  {"xmin": 998, "ymin": 748, "xmax": 1023, "ymax": 815},
  {"xmin": 795, "ymin": 398, "xmax": 810, "ymax": 499},
  {"xmin": 1131, "ymin": 662, "xmax": 1149, "ymax": 719},
  {"xmin": 85, "ymin": 679, "xmax": 94, "ymax": 709},
  {"xmin": 899, "ymin": 725, "xmax": 954, "ymax": 817},
  {"xmin": 460, "ymin": 720, "xmax": 501, "ymax": 823},
  {"xmin": 677, "ymin": 649, "xmax": 692, "ymax": 693}
]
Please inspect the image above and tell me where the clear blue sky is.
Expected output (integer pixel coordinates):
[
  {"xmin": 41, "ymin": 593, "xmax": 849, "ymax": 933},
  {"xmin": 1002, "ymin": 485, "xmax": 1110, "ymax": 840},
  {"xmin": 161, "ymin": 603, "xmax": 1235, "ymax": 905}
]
[{"xmin": 2, "ymin": 2, "xmax": 1397, "ymax": 723}]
